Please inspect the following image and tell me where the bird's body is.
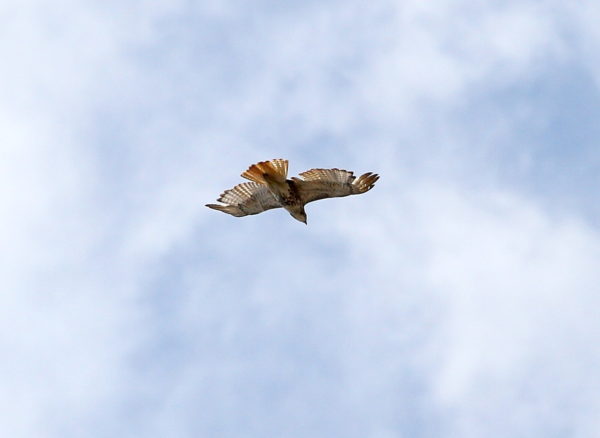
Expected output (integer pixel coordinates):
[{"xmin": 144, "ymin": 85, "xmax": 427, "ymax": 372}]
[{"xmin": 206, "ymin": 159, "xmax": 379, "ymax": 224}]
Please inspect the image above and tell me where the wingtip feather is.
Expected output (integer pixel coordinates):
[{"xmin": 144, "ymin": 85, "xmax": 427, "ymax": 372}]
[
  {"xmin": 206, "ymin": 203, "xmax": 245, "ymax": 217},
  {"xmin": 354, "ymin": 172, "xmax": 379, "ymax": 193}
]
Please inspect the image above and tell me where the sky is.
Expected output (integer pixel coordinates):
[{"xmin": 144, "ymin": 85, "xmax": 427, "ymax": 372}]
[{"xmin": 2, "ymin": 1, "xmax": 600, "ymax": 437}]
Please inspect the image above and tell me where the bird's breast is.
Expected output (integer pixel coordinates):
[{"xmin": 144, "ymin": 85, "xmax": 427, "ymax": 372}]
[{"xmin": 269, "ymin": 180, "xmax": 302, "ymax": 207}]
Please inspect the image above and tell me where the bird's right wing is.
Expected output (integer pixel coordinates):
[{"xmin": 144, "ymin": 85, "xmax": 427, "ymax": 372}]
[
  {"xmin": 293, "ymin": 168, "xmax": 379, "ymax": 204},
  {"xmin": 206, "ymin": 182, "xmax": 282, "ymax": 217}
]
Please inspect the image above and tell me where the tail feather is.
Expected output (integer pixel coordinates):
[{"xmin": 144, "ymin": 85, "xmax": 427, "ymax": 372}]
[
  {"xmin": 352, "ymin": 172, "xmax": 379, "ymax": 193},
  {"xmin": 241, "ymin": 159, "xmax": 288, "ymax": 185}
]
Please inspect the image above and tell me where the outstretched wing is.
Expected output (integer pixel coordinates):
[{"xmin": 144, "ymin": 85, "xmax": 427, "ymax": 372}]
[
  {"xmin": 293, "ymin": 168, "xmax": 379, "ymax": 204},
  {"xmin": 206, "ymin": 182, "xmax": 282, "ymax": 217}
]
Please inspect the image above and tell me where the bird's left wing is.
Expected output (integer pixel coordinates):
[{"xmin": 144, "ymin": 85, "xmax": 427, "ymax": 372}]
[
  {"xmin": 293, "ymin": 168, "xmax": 379, "ymax": 204},
  {"xmin": 206, "ymin": 182, "xmax": 281, "ymax": 217}
]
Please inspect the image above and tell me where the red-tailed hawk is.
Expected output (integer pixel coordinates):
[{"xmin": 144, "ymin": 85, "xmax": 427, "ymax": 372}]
[{"xmin": 206, "ymin": 159, "xmax": 379, "ymax": 224}]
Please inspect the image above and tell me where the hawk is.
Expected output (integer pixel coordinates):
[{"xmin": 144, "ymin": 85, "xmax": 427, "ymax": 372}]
[{"xmin": 206, "ymin": 159, "xmax": 379, "ymax": 224}]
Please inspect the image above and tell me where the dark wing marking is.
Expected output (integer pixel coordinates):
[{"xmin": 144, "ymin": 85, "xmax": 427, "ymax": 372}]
[
  {"xmin": 206, "ymin": 182, "xmax": 282, "ymax": 217},
  {"xmin": 293, "ymin": 168, "xmax": 379, "ymax": 204}
]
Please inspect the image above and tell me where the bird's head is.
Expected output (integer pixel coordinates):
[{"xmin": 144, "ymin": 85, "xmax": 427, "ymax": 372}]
[{"xmin": 290, "ymin": 208, "xmax": 307, "ymax": 225}]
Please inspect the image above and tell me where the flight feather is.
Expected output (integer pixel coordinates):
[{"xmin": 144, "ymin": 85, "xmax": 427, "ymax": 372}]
[{"xmin": 205, "ymin": 181, "xmax": 281, "ymax": 217}]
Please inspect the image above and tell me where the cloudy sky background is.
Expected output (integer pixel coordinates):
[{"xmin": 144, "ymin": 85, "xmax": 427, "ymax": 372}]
[{"xmin": 2, "ymin": 1, "xmax": 600, "ymax": 436}]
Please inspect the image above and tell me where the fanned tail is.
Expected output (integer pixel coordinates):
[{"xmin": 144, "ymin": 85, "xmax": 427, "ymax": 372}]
[
  {"xmin": 241, "ymin": 159, "xmax": 288, "ymax": 185},
  {"xmin": 352, "ymin": 172, "xmax": 379, "ymax": 193}
]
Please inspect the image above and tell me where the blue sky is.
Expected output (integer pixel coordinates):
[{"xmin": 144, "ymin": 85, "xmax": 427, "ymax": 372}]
[{"xmin": 2, "ymin": 1, "xmax": 600, "ymax": 437}]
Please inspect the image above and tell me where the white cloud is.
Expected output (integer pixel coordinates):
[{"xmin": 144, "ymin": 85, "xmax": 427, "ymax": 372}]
[
  {"xmin": 2, "ymin": 0, "xmax": 600, "ymax": 437},
  {"xmin": 304, "ymin": 182, "xmax": 599, "ymax": 436},
  {"xmin": 418, "ymin": 186, "xmax": 600, "ymax": 436}
]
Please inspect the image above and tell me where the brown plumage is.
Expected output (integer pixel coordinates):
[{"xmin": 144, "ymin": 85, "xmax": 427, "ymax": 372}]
[{"xmin": 206, "ymin": 159, "xmax": 379, "ymax": 224}]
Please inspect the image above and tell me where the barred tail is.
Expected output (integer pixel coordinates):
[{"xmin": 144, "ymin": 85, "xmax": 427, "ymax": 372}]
[
  {"xmin": 352, "ymin": 172, "xmax": 379, "ymax": 193},
  {"xmin": 241, "ymin": 159, "xmax": 288, "ymax": 185}
]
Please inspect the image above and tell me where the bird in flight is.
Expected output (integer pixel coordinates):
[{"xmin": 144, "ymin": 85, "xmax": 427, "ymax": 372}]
[{"xmin": 206, "ymin": 159, "xmax": 379, "ymax": 224}]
